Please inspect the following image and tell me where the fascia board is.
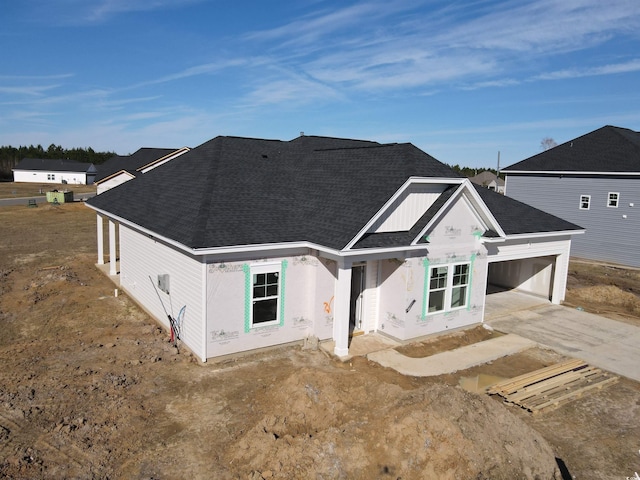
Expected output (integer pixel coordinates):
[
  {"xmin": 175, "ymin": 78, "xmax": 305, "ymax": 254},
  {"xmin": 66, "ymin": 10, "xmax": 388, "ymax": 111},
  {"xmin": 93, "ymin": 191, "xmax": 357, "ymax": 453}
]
[
  {"xmin": 460, "ymin": 180, "xmax": 507, "ymax": 237},
  {"xmin": 136, "ymin": 147, "xmax": 190, "ymax": 173},
  {"xmin": 505, "ymin": 170, "xmax": 640, "ymax": 176},
  {"xmin": 87, "ymin": 204, "xmax": 431, "ymax": 261},
  {"xmin": 500, "ymin": 229, "xmax": 585, "ymax": 240},
  {"xmin": 411, "ymin": 183, "xmax": 465, "ymax": 244},
  {"xmin": 412, "ymin": 180, "xmax": 505, "ymax": 244},
  {"xmin": 343, "ymin": 177, "xmax": 465, "ymax": 250},
  {"xmin": 94, "ymin": 170, "xmax": 135, "ymax": 185}
]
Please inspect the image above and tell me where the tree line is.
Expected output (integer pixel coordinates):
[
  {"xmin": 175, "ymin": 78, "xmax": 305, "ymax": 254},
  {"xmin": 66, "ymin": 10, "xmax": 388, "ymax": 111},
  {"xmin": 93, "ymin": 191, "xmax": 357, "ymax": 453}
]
[
  {"xmin": 0, "ymin": 144, "xmax": 116, "ymax": 180},
  {"xmin": 447, "ymin": 165, "xmax": 504, "ymax": 179}
]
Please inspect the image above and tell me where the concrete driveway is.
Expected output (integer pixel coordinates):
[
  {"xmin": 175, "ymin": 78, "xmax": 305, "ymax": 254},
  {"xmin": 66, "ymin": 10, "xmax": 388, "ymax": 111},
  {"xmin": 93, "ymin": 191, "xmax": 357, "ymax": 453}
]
[{"xmin": 486, "ymin": 291, "xmax": 640, "ymax": 382}]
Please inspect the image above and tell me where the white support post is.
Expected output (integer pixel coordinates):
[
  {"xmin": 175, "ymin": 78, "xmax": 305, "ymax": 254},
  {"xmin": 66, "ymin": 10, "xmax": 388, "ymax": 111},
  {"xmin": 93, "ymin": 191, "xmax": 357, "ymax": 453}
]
[
  {"xmin": 333, "ymin": 259, "xmax": 352, "ymax": 357},
  {"xmin": 108, "ymin": 220, "xmax": 117, "ymax": 276},
  {"xmin": 551, "ymin": 245, "xmax": 570, "ymax": 304},
  {"xmin": 96, "ymin": 214, "xmax": 104, "ymax": 265}
]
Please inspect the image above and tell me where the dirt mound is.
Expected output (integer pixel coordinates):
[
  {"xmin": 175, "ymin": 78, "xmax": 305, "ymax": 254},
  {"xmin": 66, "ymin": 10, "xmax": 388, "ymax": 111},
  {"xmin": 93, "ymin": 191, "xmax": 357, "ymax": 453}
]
[{"xmin": 226, "ymin": 367, "xmax": 559, "ymax": 479}]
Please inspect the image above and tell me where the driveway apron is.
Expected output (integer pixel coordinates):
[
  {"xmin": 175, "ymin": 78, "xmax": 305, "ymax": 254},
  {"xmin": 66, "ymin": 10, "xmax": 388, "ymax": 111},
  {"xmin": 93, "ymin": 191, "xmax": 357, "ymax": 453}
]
[{"xmin": 487, "ymin": 303, "xmax": 640, "ymax": 382}]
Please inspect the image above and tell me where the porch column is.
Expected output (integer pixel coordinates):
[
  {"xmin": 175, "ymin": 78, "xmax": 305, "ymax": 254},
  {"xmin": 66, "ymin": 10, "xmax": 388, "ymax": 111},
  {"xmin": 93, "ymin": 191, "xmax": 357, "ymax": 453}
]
[
  {"xmin": 108, "ymin": 219, "xmax": 117, "ymax": 276},
  {"xmin": 96, "ymin": 214, "xmax": 104, "ymax": 265},
  {"xmin": 333, "ymin": 259, "xmax": 352, "ymax": 357}
]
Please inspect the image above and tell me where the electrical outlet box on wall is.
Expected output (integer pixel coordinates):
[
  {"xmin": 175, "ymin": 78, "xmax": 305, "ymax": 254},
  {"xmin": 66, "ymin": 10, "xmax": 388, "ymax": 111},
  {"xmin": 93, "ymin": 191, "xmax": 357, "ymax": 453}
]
[{"xmin": 158, "ymin": 274, "xmax": 170, "ymax": 294}]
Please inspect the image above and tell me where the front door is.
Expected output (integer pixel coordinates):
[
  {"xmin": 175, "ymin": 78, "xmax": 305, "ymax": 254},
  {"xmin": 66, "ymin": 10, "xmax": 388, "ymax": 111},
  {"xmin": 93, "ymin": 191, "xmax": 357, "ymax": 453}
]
[{"xmin": 350, "ymin": 264, "xmax": 366, "ymax": 334}]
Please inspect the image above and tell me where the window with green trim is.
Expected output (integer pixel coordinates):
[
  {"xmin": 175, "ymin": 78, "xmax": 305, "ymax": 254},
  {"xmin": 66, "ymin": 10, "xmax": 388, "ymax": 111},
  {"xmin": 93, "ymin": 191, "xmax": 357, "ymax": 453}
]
[
  {"xmin": 427, "ymin": 263, "xmax": 470, "ymax": 314},
  {"xmin": 250, "ymin": 263, "xmax": 281, "ymax": 327}
]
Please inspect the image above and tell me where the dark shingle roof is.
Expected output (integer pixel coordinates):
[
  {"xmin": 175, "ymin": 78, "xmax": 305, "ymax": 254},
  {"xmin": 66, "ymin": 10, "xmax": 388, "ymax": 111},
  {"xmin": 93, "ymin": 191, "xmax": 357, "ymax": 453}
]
[
  {"xmin": 14, "ymin": 158, "xmax": 94, "ymax": 172},
  {"xmin": 87, "ymin": 135, "xmax": 582, "ymax": 251},
  {"xmin": 503, "ymin": 125, "xmax": 640, "ymax": 173},
  {"xmin": 87, "ymin": 135, "xmax": 460, "ymax": 250},
  {"xmin": 94, "ymin": 148, "xmax": 178, "ymax": 182},
  {"xmin": 473, "ymin": 185, "xmax": 582, "ymax": 235}
]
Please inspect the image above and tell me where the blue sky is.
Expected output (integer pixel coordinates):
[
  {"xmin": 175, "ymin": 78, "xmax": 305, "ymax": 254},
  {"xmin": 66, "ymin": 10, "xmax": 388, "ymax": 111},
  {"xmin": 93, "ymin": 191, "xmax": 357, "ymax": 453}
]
[{"xmin": 2, "ymin": 0, "xmax": 640, "ymax": 168}]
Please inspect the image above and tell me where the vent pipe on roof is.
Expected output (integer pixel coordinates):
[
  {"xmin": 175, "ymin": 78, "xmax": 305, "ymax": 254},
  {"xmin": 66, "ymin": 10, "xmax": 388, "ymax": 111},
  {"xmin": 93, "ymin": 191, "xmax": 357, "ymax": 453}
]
[{"xmin": 300, "ymin": 131, "xmax": 305, "ymax": 136}]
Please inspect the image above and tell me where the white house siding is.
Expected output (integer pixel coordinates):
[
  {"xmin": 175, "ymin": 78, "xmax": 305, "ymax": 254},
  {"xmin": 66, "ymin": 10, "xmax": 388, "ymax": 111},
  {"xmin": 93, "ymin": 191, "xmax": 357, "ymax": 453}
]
[
  {"xmin": 13, "ymin": 170, "xmax": 88, "ymax": 184},
  {"xmin": 96, "ymin": 174, "xmax": 133, "ymax": 194},
  {"xmin": 378, "ymin": 199, "xmax": 487, "ymax": 341},
  {"xmin": 206, "ymin": 253, "xmax": 335, "ymax": 358},
  {"xmin": 506, "ymin": 175, "xmax": 640, "ymax": 267},
  {"xmin": 370, "ymin": 184, "xmax": 448, "ymax": 233},
  {"xmin": 118, "ymin": 226, "xmax": 205, "ymax": 359}
]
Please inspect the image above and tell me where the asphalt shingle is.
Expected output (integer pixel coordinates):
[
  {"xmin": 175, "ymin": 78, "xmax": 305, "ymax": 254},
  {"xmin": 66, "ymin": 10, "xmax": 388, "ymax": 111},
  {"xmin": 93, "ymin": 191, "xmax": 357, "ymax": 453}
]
[{"xmin": 87, "ymin": 135, "xmax": 583, "ymax": 251}]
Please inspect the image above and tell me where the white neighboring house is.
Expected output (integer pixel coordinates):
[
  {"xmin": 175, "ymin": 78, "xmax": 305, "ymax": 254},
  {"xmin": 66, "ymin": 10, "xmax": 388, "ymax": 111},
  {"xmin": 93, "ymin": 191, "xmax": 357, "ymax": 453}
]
[
  {"xmin": 469, "ymin": 171, "xmax": 505, "ymax": 194},
  {"xmin": 13, "ymin": 158, "xmax": 97, "ymax": 184},
  {"xmin": 86, "ymin": 135, "xmax": 584, "ymax": 362},
  {"xmin": 94, "ymin": 147, "xmax": 190, "ymax": 194}
]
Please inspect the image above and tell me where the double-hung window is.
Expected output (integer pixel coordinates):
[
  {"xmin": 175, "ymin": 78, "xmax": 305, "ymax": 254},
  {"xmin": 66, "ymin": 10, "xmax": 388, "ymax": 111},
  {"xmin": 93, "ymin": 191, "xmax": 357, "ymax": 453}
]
[
  {"xmin": 607, "ymin": 192, "xmax": 619, "ymax": 208},
  {"xmin": 47, "ymin": 174, "xmax": 56, "ymax": 181},
  {"xmin": 427, "ymin": 263, "xmax": 470, "ymax": 314},
  {"xmin": 250, "ymin": 263, "xmax": 281, "ymax": 327},
  {"xmin": 579, "ymin": 195, "xmax": 590, "ymax": 210}
]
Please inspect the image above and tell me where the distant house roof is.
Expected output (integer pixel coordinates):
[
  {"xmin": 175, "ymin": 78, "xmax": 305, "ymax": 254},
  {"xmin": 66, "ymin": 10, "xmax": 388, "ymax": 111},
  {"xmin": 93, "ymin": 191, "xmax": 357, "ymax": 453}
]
[
  {"xmin": 86, "ymin": 135, "xmax": 582, "ymax": 252},
  {"xmin": 94, "ymin": 148, "xmax": 185, "ymax": 183},
  {"xmin": 503, "ymin": 125, "xmax": 640, "ymax": 174},
  {"xmin": 469, "ymin": 170, "xmax": 505, "ymax": 187},
  {"xmin": 13, "ymin": 158, "xmax": 96, "ymax": 173}
]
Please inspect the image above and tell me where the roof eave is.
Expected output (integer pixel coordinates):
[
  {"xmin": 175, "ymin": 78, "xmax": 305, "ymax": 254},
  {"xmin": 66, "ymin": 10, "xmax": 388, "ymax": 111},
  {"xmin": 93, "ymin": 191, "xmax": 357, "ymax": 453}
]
[
  {"xmin": 87, "ymin": 204, "xmax": 432, "ymax": 260},
  {"xmin": 504, "ymin": 170, "xmax": 640, "ymax": 176},
  {"xmin": 481, "ymin": 229, "xmax": 585, "ymax": 243}
]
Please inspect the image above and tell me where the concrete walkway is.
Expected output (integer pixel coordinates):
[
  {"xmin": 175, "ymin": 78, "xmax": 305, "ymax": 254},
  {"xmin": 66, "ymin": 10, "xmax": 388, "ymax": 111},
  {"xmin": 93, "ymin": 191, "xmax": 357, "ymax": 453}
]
[
  {"xmin": 487, "ymin": 303, "xmax": 640, "ymax": 382},
  {"xmin": 367, "ymin": 334, "xmax": 536, "ymax": 377}
]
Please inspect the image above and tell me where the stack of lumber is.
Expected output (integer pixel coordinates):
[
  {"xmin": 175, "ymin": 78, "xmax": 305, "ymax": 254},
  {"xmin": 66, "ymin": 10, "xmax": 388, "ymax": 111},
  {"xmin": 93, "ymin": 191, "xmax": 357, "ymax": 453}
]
[{"xmin": 487, "ymin": 358, "xmax": 618, "ymax": 414}]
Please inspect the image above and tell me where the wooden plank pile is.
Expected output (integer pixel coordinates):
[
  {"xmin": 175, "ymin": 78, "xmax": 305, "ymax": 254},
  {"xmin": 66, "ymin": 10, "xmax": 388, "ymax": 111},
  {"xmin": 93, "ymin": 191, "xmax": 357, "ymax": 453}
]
[{"xmin": 487, "ymin": 358, "xmax": 618, "ymax": 414}]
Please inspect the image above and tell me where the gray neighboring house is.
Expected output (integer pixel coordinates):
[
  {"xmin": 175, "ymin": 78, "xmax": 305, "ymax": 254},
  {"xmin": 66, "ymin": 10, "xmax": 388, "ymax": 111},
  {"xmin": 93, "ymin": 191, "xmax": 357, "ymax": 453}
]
[
  {"xmin": 13, "ymin": 158, "xmax": 97, "ymax": 184},
  {"xmin": 503, "ymin": 125, "xmax": 640, "ymax": 267}
]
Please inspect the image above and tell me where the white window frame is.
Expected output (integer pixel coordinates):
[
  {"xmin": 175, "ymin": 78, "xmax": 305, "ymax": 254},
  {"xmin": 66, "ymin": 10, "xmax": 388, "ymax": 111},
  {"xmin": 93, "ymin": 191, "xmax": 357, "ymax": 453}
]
[
  {"xmin": 250, "ymin": 262, "xmax": 281, "ymax": 328},
  {"xmin": 607, "ymin": 192, "xmax": 619, "ymax": 208},
  {"xmin": 579, "ymin": 195, "xmax": 590, "ymax": 210},
  {"xmin": 426, "ymin": 262, "xmax": 470, "ymax": 314},
  {"xmin": 47, "ymin": 173, "xmax": 56, "ymax": 181}
]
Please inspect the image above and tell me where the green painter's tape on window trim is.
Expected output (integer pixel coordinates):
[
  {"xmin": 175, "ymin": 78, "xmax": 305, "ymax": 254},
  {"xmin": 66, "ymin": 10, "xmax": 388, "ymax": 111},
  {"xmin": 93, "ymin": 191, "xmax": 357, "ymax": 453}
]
[
  {"xmin": 243, "ymin": 263, "xmax": 251, "ymax": 333},
  {"xmin": 421, "ymin": 258, "xmax": 430, "ymax": 319},
  {"xmin": 467, "ymin": 253, "xmax": 476, "ymax": 310},
  {"xmin": 279, "ymin": 260, "xmax": 288, "ymax": 327},
  {"xmin": 244, "ymin": 260, "xmax": 288, "ymax": 332}
]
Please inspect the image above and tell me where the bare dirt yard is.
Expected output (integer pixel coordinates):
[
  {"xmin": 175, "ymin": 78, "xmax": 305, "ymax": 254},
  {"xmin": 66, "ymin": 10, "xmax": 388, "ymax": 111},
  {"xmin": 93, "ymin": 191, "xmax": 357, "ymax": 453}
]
[
  {"xmin": 0, "ymin": 182, "xmax": 96, "ymax": 199},
  {"xmin": 1, "ymin": 200, "xmax": 639, "ymax": 479}
]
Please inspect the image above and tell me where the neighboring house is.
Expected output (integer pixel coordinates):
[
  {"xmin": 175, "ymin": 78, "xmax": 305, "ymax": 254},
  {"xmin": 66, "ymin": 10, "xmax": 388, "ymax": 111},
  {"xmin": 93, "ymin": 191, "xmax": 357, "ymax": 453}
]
[
  {"xmin": 94, "ymin": 147, "xmax": 190, "ymax": 194},
  {"xmin": 85, "ymin": 135, "xmax": 583, "ymax": 362},
  {"xmin": 503, "ymin": 125, "xmax": 640, "ymax": 267},
  {"xmin": 469, "ymin": 171, "xmax": 505, "ymax": 194},
  {"xmin": 13, "ymin": 158, "xmax": 97, "ymax": 184}
]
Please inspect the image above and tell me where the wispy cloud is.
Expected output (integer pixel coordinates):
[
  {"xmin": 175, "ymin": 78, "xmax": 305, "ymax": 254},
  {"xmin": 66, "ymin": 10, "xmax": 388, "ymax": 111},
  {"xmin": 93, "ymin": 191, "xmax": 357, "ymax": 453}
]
[
  {"xmin": 23, "ymin": 0, "xmax": 205, "ymax": 25},
  {"xmin": 0, "ymin": 85, "xmax": 62, "ymax": 96},
  {"xmin": 533, "ymin": 59, "xmax": 640, "ymax": 80},
  {"xmin": 240, "ymin": 0, "xmax": 640, "ymax": 97}
]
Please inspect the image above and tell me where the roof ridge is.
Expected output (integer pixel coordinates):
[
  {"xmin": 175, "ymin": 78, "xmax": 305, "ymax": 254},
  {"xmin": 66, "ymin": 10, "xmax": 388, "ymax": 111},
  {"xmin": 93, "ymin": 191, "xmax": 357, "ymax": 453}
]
[{"xmin": 313, "ymin": 143, "xmax": 399, "ymax": 152}]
